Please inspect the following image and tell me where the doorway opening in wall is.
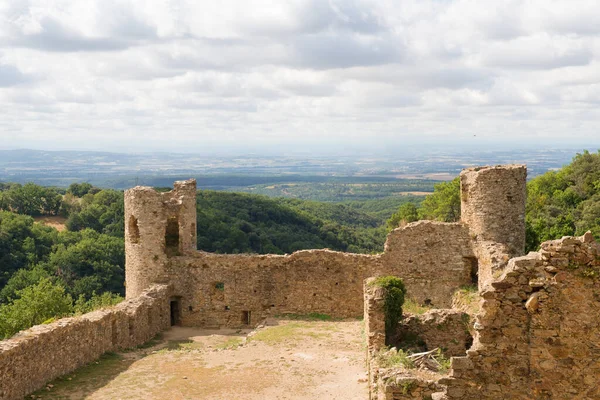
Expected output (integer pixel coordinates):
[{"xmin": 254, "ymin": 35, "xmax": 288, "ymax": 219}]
[
  {"xmin": 165, "ymin": 217, "xmax": 180, "ymax": 257},
  {"xmin": 242, "ymin": 311, "xmax": 251, "ymax": 325},
  {"xmin": 170, "ymin": 299, "xmax": 181, "ymax": 326}
]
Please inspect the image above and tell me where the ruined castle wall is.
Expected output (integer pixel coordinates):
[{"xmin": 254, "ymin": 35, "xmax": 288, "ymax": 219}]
[
  {"xmin": 0, "ymin": 285, "xmax": 170, "ymax": 400},
  {"xmin": 364, "ymin": 278, "xmax": 386, "ymax": 398},
  {"xmin": 381, "ymin": 221, "xmax": 476, "ymax": 308},
  {"xmin": 394, "ymin": 309, "xmax": 472, "ymax": 358},
  {"xmin": 161, "ymin": 221, "xmax": 474, "ymax": 328},
  {"xmin": 169, "ymin": 250, "xmax": 381, "ymax": 328},
  {"xmin": 460, "ymin": 165, "xmax": 527, "ymax": 289},
  {"xmin": 364, "ymin": 280, "xmax": 445, "ymax": 400},
  {"xmin": 125, "ymin": 180, "xmax": 196, "ymax": 299},
  {"xmin": 442, "ymin": 234, "xmax": 600, "ymax": 399}
]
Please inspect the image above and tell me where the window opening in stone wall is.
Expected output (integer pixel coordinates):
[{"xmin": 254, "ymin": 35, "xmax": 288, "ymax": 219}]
[
  {"xmin": 464, "ymin": 256, "xmax": 479, "ymax": 285},
  {"xmin": 129, "ymin": 215, "xmax": 140, "ymax": 244},
  {"xmin": 165, "ymin": 217, "xmax": 180, "ymax": 256},
  {"xmin": 242, "ymin": 311, "xmax": 251, "ymax": 325},
  {"xmin": 128, "ymin": 318, "xmax": 134, "ymax": 337},
  {"xmin": 170, "ymin": 299, "xmax": 180, "ymax": 326}
]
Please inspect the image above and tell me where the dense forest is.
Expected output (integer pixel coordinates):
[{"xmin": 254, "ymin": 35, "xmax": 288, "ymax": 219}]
[
  {"xmin": 1, "ymin": 149, "xmax": 599, "ymax": 339},
  {"xmin": 391, "ymin": 150, "xmax": 600, "ymax": 252}
]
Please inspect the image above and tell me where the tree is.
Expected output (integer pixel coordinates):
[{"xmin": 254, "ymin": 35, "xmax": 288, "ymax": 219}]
[
  {"xmin": 386, "ymin": 203, "xmax": 419, "ymax": 230},
  {"xmin": 67, "ymin": 182, "xmax": 94, "ymax": 197},
  {"xmin": 418, "ymin": 178, "xmax": 461, "ymax": 222},
  {"xmin": 0, "ymin": 211, "xmax": 56, "ymax": 290},
  {"xmin": 0, "ymin": 278, "xmax": 73, "ymax": 339},
  {"xmin": 45, "ymin": 229, "xmax": 125, "ymax": 298}
]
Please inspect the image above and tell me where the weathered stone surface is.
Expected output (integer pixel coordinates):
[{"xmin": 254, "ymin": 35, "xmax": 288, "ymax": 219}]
[
  {"xmin": 0, "ymin": 285, "xmax": 170, "ymax": 400},
  {"xmin": 460, "ymin": 165, "xmax": 527, "ymax": 290},
  {"xmin": 393, "ymin": 309, "xmax": 472, "ymax": 357},
  {"xmin": 125, "ymin": 184, "xmax": 478, "ymax": 328},
  {"xmin": 444, "ymin": 234, "xmax": 600, "ymax": 399}
]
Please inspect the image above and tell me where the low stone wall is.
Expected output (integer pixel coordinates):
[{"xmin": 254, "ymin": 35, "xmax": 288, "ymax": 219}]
[
  {"xmin": 364, "ymin": 278, "xmax": 387, "ymax": 399},
  {"xmin": 364, "ymin": 278, "xmax": 447, "ymax": 400},
  {"xmin": 0, "ymin": 284, "xmax": 170, "ymax": 400},
  {"xmin": 376, "ymin": 372, "xmax": 442, "ymax": 400},
  {"xmin": 393, "ymin": 309, "xmax": 472, "ymax": 357},
  {"xmin": 442, "ymin": 233, "xmax": 600, "ymax": 399}
]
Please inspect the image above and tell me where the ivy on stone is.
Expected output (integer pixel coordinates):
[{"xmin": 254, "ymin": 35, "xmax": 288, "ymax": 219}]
[{"xmin": 370, "ymin": 276, "xmax": 406, "ymax": 340}]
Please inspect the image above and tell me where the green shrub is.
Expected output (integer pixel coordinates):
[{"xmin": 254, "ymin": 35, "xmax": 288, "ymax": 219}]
[{"xmin": 370, "ymin": 276, "xmax": 406, "ymax": 340}]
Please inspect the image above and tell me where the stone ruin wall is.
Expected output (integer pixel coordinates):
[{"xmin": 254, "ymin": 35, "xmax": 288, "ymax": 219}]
[
  {"xmin": 365, "ymin": 233, "xmax": 600, "ymax": 400},
  {"xmin": 393, "ymin": 309, "xmax": 472, "ymax": 358},
  {"xmin": 122, "ymin": 165, "xmax": 527, "ymax": 329},
  {"xmin": 0, "ymin": 284, "xmax": 170, "ymax": 400},
  {"xmin": 444, "ymin": 233, "xmax": 600, "ymax": 400},
  {"xmin": 364, "ymin": 280, "xmax": 448, "ymax": 400},
  {"xmin": 166, "ymin": 221, "xmax": 476, "ymax": 328}
]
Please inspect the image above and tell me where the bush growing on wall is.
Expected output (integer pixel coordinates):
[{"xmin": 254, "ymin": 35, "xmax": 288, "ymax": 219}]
[{"xmin": 370, "ymin": 276, "xmax": 406, "ymax": 341}]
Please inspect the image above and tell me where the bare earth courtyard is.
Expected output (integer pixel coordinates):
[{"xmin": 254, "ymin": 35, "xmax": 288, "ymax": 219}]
[{"xmin": 31, "ymin": 318, "xmax": 368, "ymax": 400}]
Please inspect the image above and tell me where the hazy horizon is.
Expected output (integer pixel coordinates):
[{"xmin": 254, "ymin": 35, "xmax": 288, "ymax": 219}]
[{"xmin": 2, "ymin": 138, "xmax": 600, "ymax": 158}]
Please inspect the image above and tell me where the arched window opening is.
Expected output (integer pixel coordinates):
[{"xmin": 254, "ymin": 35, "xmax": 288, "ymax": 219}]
[{"xmin": 129, "ymin": 215, "xmax": 140, "ymax": 244}]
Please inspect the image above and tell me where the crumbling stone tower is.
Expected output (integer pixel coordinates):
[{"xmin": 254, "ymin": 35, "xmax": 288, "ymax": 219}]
[
  {"xmin": 124, "ymin": 179, "xmax": 197, "ymax": 299},
  {"xmin": 460, "ymin": 165, "xmax": 527, "ymax": 287}
]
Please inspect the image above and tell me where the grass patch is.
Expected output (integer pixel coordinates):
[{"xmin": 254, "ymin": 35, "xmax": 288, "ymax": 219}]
[
  {"xmin": 215, "ymin": 337, "xmax": 244, "ymax": 350},
  {"xmin": 452, "ymin": 285, "xmax": 481, "ymax": 316},
  {"xmin": 376, "ymin": 347, "xmax": 414, "ymax": 369},
  {"xmin": 248, "ymin": 322, "xmax": 328, "ymax": 344},
  {"xmin": 433, "ymin": 348, "xmax": 451, "ymax": 374},
  {"xmin": 276, "ymin": 312, "xmax": 333, "ymax": 321},
  {"xmin": 136, "ymin": 333, "xmax": 164, "ymax": 349},
  {"xmin": 402, "ymin": 298, "xmax": 431, "ymax": 315},
  {"xmin": 165, "ymin": 339, "xmax": 204, "ymax": 351}
]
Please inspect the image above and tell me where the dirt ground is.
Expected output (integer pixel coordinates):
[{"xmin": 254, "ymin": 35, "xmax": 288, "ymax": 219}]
[{"xmin": 31, "ymin": 318, "xmax": 368, "ymax": 400}]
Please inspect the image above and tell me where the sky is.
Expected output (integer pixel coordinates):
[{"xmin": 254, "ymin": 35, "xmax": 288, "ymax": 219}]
[{"xmin": 0, "ymin": 0, "xmax": 599, "ymax": 155}]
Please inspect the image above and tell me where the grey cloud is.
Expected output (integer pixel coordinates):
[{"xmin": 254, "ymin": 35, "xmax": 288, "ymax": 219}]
[
  {"xmin": 343, "ymin": 66, "xmax": 493, "ymax": 91},
  {"xmin": 329, "ymin": 0, "xmax": 384, "ymax": 34},
  {"xmin": 407, "ymin": 68, "xmax": 494, "ymax": 91},
  {"xmin": 243, "ymin": 0, "xmax": 384, "ymax": 37},
  {"xmin": 282, "ymin": 82, "xmax": 338, "ymax": 97},
  {"xmin": 169, "ymin": 97, "xmax": 258, "ymax": 112},
  {"xmin": 96, "ymin": 1, "xmax": 159, "ymax": 40},
  {"xmin": 0, "ymin": 64, "xmax": 32, "ymax": 87},
  {"xmin": 367, "ymin": 93, "xmax": 421, "ymax": 108},
  {"xmin": 483, "ymin": 43, "xmax": 592, "ymax": 70},
  {"xmin": 8, "ymin": 17, "xmax": 131, "ymax": 52},
  {"xmin": 292, "ymin": 33, "xmax": 403, "ymax": 69}
]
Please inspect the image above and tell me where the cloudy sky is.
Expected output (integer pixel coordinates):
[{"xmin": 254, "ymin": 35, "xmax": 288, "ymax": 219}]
[{"xmin": 0, "ymin": 0, "xmax": 599, "ymax": 154}]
